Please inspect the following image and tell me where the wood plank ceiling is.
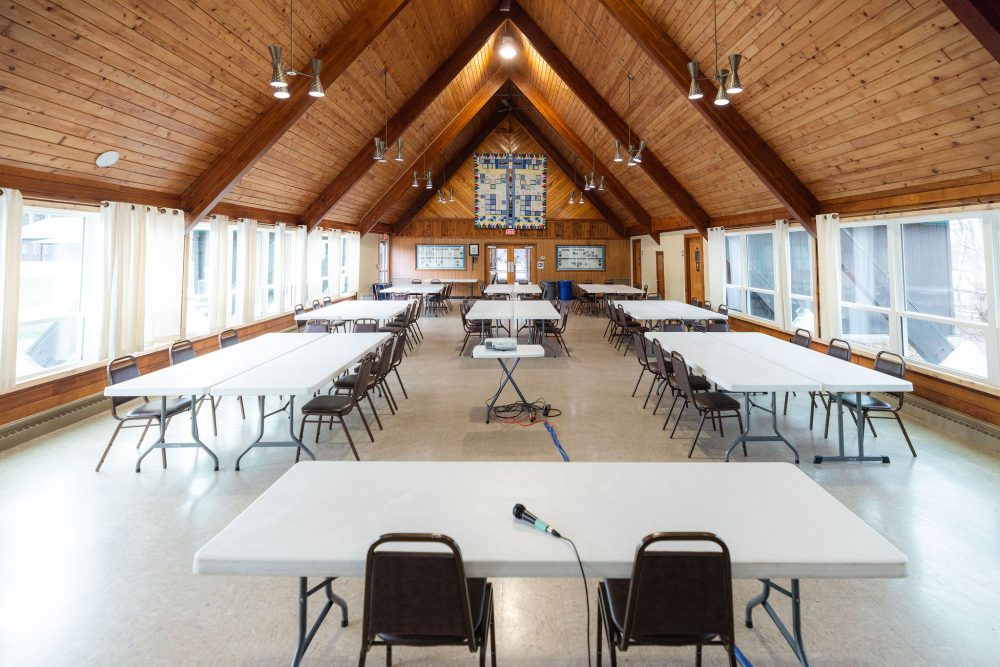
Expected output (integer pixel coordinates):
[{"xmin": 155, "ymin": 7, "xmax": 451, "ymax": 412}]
[{"xmin": 0, "ymin": 0, "xmax": 998, "ymax": 236}]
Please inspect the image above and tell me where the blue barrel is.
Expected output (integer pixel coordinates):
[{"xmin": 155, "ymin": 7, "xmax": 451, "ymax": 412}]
[{"xmin": 558, "ymin": 280, "xmax": 574, "ymax": 301}]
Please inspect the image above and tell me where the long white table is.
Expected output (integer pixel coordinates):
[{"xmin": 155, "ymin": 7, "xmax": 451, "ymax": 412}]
[
  {"xmin": 467, "ymin": 300, "xmax": 560, "ymax": 353},
  {"xmin": 647, "ymin": 332, "xmax": 820, "ymax": 462},
  {"xmin": 379, "ymin": 284, "xmax": 444, "ymax": 295},
  {"xmin": 194, "ymin": 461, "xmax": 907, "ymax": 666},
  {"xmin": 580, "ymin": 283, "xmax": 644, "ymax": 295},
  {"xmin": 296, "ymin": 301, "xmax": 407, "ymax": 323},
  {"xmin": 619, "ymin": 299, "xmax": 727, "ymax": 322},
  {"xmin": 483, "ymin": 283, "xmax": 542, "ymax": 297},
  {"xmin": 710, "ymin": 333, "xmax": 913, "ymax": 464},
  {"xmin": 212, "ymin": 332, "xmax": 390, "ymax": 470},
  {"xmin": 104, "ymin": 333, "xmax": 326, "ymax": 472},
  {"xmin": 433, "ymin": 277, "xmax": 478, "ymax": 296}
]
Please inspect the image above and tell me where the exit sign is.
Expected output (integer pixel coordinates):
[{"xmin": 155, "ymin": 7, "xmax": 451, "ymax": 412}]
[{"xmin": 505, "ymin": 228, "xmax": 516, "ymax": 235}]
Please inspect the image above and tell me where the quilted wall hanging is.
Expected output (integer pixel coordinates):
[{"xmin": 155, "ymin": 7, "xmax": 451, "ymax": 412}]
[{"xmin": 474, "ymin": 153, "xmax": 547, "ymax": 230}]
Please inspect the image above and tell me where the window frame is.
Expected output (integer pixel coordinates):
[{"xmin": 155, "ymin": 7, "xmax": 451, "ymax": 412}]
[{"xmin": 724, "ymin": 229, "xmax": 780, "ymax": 325}]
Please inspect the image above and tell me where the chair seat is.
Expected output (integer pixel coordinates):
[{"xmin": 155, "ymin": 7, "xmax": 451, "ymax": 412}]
[
  {"xmin": 693, "ymin": 391, "xmax": 741, "ymax": 411},
  {"xmin": 841, "ymin": 394, "xmax": 893, "ymax": 411},
  {"xmin": 330, "ymin": 320, "xmax": 346, "ymax": 327},
  {"xmin": 600, "ymin": 579, "xmax": 717, "ymax": 644},
  {"xmin": 301, "ymin": 395, "xmax": 354, "ymax": 414},
  {"xmin": 126, "ymin": 398, "xmax": 192, "ymax": 419},
  {"xmin": 376, "ymin": 578, "xmax": 488, "ymax": 645},
  {"xmin": 333, "ymin": 373, "xmax": 365, "ymax": 389}
]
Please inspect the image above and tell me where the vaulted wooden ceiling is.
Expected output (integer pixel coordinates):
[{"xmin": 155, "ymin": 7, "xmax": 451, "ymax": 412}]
[{"xmin": 1, "ymin": 0, "xmax": 999, "ymax": 238}]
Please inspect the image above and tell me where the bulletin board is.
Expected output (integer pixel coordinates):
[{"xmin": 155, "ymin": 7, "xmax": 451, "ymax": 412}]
[
  {"xmin": 556, "ymin": 245, "xmax": 606, "ymax": 271},
  {"xmin": 415, "ymin": 244, "xmax": 466, "ymax": 270}
]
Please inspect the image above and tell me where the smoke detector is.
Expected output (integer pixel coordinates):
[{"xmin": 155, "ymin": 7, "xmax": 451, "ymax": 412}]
[{"xmin": 95, "ymin": 151, "xmax": 120, "ymax": 168}]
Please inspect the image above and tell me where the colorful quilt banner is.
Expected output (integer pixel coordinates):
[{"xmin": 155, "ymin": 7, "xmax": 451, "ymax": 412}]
[{"xmin": 474, "ymin": 153, "xmax": 547, "ymax": 230}]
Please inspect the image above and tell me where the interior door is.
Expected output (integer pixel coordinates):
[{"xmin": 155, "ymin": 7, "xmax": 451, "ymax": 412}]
[
  {"xmin": 685, "ymin": 236, "xmax": 705, "ymax": 303},
  {"xmin": 632, "ymin": 238, "xmax": 642, "ymax": 287},
  {"xmin": 655, "ymin": 251, "xmax": 665, "ymax": 298},
  {"xmin": 487, "ymin": 245, "xmax": 533, "ymax": 284}
]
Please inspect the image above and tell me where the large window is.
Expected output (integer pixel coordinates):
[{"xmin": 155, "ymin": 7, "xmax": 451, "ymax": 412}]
[
  {"xmin": 254, "ymin": 228, "xmax": 277, "ymax": 316},
  {"xmin": 282, "ymin": 228, "xmax": 297, "ymax": 310},
  {"xmin": 15, "ymin": 205, "xmax": 95, "ymax": 380},
  {"xmin": 340, "ymin": 234, "xmax": 350, "ymax": 294},
  {"xmin": 185, "ymin": 224, "xmax": 211, "ymax": 336},
  {"xmin": 838, "ymin": 212, "xmax": 997, "ymax": 380},
  {"xmin": 378, "ymin": 238, "xmax": 389, "ymax": 284},
  {"xmin": 725, "ymin": 231, "xmax": 777, "ymax": 322}
]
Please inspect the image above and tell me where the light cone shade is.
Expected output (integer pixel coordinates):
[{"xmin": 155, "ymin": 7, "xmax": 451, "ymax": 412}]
[
  {"xmin": 269, "ymin": 45, "xmax": 286, "ymax": 87},
  {"xmin": 394, "ymin": 138, "xmax": 404, "ymax": 162},
  {"xmin": 578, "ymin": 192, "xmax": 585, "ymax": 204},
  {"xmin": 425, "ymin": 171, "xmax": 433, "ymax": 189},
  {"xmin": 308, "ymin": 59, "xmax": 324, "ymax": 97},
  {"xmin": 687, "ymin": 61, "xmax": 703, "ymax": 100},
  {"xmin": 449, "ymin": 189, "xmax": 455, "ymax": 203},
  {"xmin": 412, "ymin": 171, "xmax": 419, "ymax": 188},
  {"xmin": 613, "ymin": 140, "xmax": 623, "ymax": 162},
  {"xmin": 274, "ymin": 85, "xmax": 290, "ymax": 99},
  {"xmin": 714, "ymin": 81, "xmax": 729, "ymax": 106},
  {"xmin": 633, "ymin": 140, "xmax": 645, "ymax": 163},
  {"xmin": 598, "ymin": 176, "xmax": 605, "ymax": 191},
  {"xmin": 727, "ymin": 54, "xmax": 743, "ymax": 93},
  {"xmin": 568, "ymin": 190, "xmax": 575, "ymax": 205}
]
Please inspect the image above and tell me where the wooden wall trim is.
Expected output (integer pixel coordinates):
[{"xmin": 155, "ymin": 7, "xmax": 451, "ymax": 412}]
[{"xmin": 727, "ymin": 314, "xmax": 1000, "ymax": 428}]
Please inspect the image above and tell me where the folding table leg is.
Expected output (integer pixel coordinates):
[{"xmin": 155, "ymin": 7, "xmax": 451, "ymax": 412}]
[
  {"xmin": 724, "ymin": 392, "xmax": 800, "ymax": 463},
  {"xmin": 745, "ymin": 579, "xmax": 811, "ymax": 667},
  {"xmin": 235, "ymin": 395, "xmax": 316, "ymax": 471},
  {"xmin": 813, "ymin": 392, "xmax": 890, "ymax": 464},
  {"xmin": 291, "ymin": 576, "xmax": 348, "ymax": 667},
  {"xmin": 136, "ymin": 395, "xmax": 219, "ymax": 472}
]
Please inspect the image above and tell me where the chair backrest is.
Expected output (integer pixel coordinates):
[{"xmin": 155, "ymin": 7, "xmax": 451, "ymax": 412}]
[
  {"xmin": 351, "ymin": 354, "xmax": 376, "ymax": 402},
  {"xmin": 659, "ymin": 320, "xmax": 685, "ymax": 332},
  {"xmin": 690, "ymin": 298, "xmax": 702, "ymax": 307},
  {"xmin": 294, "ymin": 303, "xmax": 305, "ymax": 316},
  {"xmin": 646, "ymin": 293, "xmax": 662, "ymax": 300},
  {"xmin": 650, "ymin": 339, "xmax": 672, "ymax": 377},
  {"xmin": 670, "ymin": 351, "xmax": 697, "ymax": 397},
  {"xmin": 218, "ymin": 329, "xmax": 239, "ymax": 349},
  {"xmin": 107, "ymin": 356, "xmax": 141, "ymax": 410},
  {"xmin": 390, "ymin": 330, "xmax": 407, "ymax": 367},
  {"xmin": 559, "ymin": 301, "xmax": 570, "ymax": 329},
  {"xmin": 353, "ymin": 318, "xmax": 379, "ymax": 333},
  {"xmin": 689, "ymin": 322, "xmax": 707, "ymax": 333},
  {"xmin": 362, "ymin": 533, "xmax": 478, "ymax": 650},
  {"xmin": 790, "ymin": 328, "xmax": 812, "ymax": 348},
  {"xmin": 827, "ymin": 338, "xmax": 852, "ymax": 362},
  {"xmin": 631, "ymin": 332, "xmax": 648, "ymax": 367},
  {"xmin": 515, "ymin": 278, "xmax": 529, "ymax": 284},
  {"xmin": 303, "ymin": 319, "xmax": 331, "ymax": 333},
  {"xmin": 168, "ymin": 339, "xmax": 196, "ymax": 365},
  {"xmin": 375, "ymin": 338, "xmax": 395, "ymax": 381},
  {"xmin": 874, "ymin": 351, "xmax": 907, "ymax": 402},
  {"xmin": 312, "ymin": 300, "xmax": 322, "ymax": 311},
  {"xmin": 702, "ymin": 300, "xmax": 712, "ymax": 310},
  {"xmin": 430, "ymin": 278, "xmax": 442, "ymax": 284},
  {"xmin": 619, "ymin": 532, "xmax": 734, "ymax": 651},
  {"xmin": 707, "ymin": 321, "xmax": 729, "ymax": 332},
  {"xmin": 411, "ymin": 278, "xmax": 422, "ymax": 284},
  {"xmin": 717, "ymin": 304, "xmax": 729, "ymax": 315},
  {"xmin": 323, "ymin": 295, "xmax": 332, "ymax": 306}
]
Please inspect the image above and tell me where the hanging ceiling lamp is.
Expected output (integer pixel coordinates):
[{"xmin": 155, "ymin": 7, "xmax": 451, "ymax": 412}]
[
  {"xmin": 410, "ymin": 123, "xmax": 433, "ymax": 189},
  {"xmin": 373, "ymin": 68, "xmax": 403, "ymax": 163},
  {"xmin": 584, "ymin": 125, "xmax": 599, "ymax": 190},
  {"xmin": 687, "ymin": 0, "xmax": 743, "ymax": 106},
  {"xmin": 268, "ymin": 0, "xmax": 323, "ymax": 99},
  {"xmin": 613, "ymin": 73, "xmax": 644, "ymax": 166},
  {"xmin": 499, "ymin": 23, "xmax": 518, "ymax": 61},
  {"xmin": 436, "ymin": 167, "xmax": 455, "ymax": 204}
]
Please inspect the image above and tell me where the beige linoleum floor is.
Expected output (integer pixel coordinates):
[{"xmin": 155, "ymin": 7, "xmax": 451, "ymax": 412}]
[{"xmin": 1, "ymin": 307, "xmax": 998, "ymax": 666}]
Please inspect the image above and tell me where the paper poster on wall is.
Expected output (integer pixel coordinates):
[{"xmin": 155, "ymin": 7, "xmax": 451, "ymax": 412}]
[
  {"xmin": 555, "ymin": 245, "xmax": 606, "ymax": 271},
  {"xmin": 415, "ymin": 244, "xmax": 466, "ymax": 270}
]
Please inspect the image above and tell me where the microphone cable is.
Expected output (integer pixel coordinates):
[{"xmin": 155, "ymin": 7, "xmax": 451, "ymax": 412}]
[{"xmin": 561, "ymin": 535, "xmax": 592, "ymax": 667}]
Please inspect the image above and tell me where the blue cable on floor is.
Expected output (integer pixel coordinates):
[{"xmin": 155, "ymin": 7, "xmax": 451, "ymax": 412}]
[{"xmin": 544, "ymin": 420, "xmax": 570, "ymax": 462}]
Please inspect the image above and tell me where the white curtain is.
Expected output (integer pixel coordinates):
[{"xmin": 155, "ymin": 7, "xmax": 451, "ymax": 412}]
[
  {"xmin": 345, "ymin": 232, "xmax": 360, "ymax": 295},
  {"xmin": 327, "ymin": 229, "xmax": 342, "ymax": 298},
  {"xmin": 0, "ymin": 188, "xmax": 23, "ymax": 388},
  {"xmin": 143, "ymin": 208, "xmax": 185, "ymax": 348},
  {"xmin": 816, "ymin": 213, "xmax": 842, "ymax": 341},
  {"xmin": 294, "ymin": 226, "xmax": 309, "ymax": 306},
  {"xmin": 774, "ymin": 220, "xmax": 790, "ymax": 329},
  {"xmin": 206, "ymin": 215, "xmax": 231, "ymax": 331},
  {"xmin": 306, "ymin": 228, "xmax": 325, "ymax": 303},
  {"xmin": 273, "ymin": 223, "xmax": 286, "ymax": 313},
  {"xmin": 705, "ymin": 226, "xmax": 726, "ymax": 309},
  {"xmin": 104, "ymin": 202, "xmax": 146, "ymax": 356},
  {"xmin": 235, "ymin": 218, "xmax": 258, "ymax": 324}
]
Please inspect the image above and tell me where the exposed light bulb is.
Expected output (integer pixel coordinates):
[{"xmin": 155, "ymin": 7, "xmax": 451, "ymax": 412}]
[{"xmin": 499, "ymin": 35, "xmax": 517, "ymax": 59}]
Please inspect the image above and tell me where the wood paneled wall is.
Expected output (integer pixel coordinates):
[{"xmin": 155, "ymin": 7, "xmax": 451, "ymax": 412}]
[
  {"xmin": 391, "ymin": 226, "xmax": 630, "ymax": 285},
  {"xmin": 728, "ymin": 315, "xmax": 1000, "ymax": 429}
]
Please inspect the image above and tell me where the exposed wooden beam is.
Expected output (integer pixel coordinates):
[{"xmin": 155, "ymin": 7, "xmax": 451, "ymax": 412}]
[
  {"xmin": 513, "ymin": 110, "xmax": 627, "ymax": 238},
  {"xmin": 511, "ymin": 74, "xmax": 657, "ymax": 242},
  {"xmin": 300, "ymin": 6, "xmax": 506, "ymax": 230},
  {"xmin": 180, "ymin": 0, "xmax": 411, "ymax": 230},
  {"xmin": 357, "ymin": 68, "xmax": 507, "ymax": 234},
  {"xmin": 941, "ymin": 0, "xmax": 1000, "ymax": 64},
  {"xmin": 596, "ymin": 0, "xmax": 819, "ymax": 236},
  {"xmin": 509, "ymin": 3, "xmax": 709, "ymax": 237},
  {"xmin": 393, "ymin": 109, "xmax": 507, "ymax": 235}
]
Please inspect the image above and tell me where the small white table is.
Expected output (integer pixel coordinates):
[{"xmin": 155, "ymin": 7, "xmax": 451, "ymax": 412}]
[
  {"xmin": 379, "ymin": 284, "xmax": 444, "ymax": 296},
  {"xmin": 580, "ymin": 284, "xmax": 644, "ymax": 296},
  {"xmin": 296, "ymin": 301, "xmax": 407, "ymax": 324},
  {"xmin": 647, "ymin": 332, "xmax": 820, "ymax": 462},
  {"xmin": 466, "ymin": 301, "xmax": 560, "ymax": 352},
  {"xmin": 483, "ymin": 283, "xmax": 542, "ymax": 298},
  {"xmin": 618, "ymin": 300, "xmax": 727, "ymax": 323},
  {"xmin": 434, "ymin": 278, "xmax": 478, "ymax": 296},
  {"xmin": 212, "ymin": 332, "xmax": 391, "ymax": 470},
  {"xmin": 104, "ymin": 333, "xmax": 325, "ymax": 472},
  {"xmin": 472, "ymin": 344, "xmax": 545, "ymax": 422},
  {"xmin": 194, "ymin": 461, "xmax": 907, "ymax": 667}
]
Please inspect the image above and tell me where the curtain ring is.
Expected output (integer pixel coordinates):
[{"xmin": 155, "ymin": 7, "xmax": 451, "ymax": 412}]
[{"xmin": 158, "ymin": 207, "xmax": 166, "ymax": 214}]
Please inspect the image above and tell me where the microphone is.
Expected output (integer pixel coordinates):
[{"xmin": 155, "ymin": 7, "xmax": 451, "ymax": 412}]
[{"xmin": 512, "ymin": 503, "xmax": 561, "ymax": 538}]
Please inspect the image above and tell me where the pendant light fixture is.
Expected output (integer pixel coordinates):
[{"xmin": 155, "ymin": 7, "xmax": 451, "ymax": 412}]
[
  {"xmin": 613, "ymin": 73, "xmax": 644, "ymax": 166},
  {"xmin": 411, "ymin": 123, "xmax": 433, "ymax": 189},
  {"xmin": 499, "ymin": 21, "xmax": 518, "ymax": 60},
  {"xmin": 584, "ymin": 125, "xmax": 599, "ymax": 190},
  {"xmin": 268, "ymin": 0, "xmax": 323, "ymax": 99},
  {"xmin": 687, "ymin": 0, "xmax": 743, "ymax": 105},
  {"xmin": 373, "ymin": 68, "xmax": 403, "ymax": 163},
  {"xmin": 436, "ymin": 166, "xmax": 454, "ymax": 204}
]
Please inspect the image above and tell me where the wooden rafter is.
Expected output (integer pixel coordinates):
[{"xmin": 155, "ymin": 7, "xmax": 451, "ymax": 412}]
[
  {"xmin": 511, "ymin": 74, "xmax": 656, "ymax": 241},
  {"xmin": 596, "ymin": 0, "xmax": 819, "ymax": 236},
  {"xmin": 300, "ymin": 6, "xmax": 507, "ymax": 231},
  {"xmin": 180, "ymin": 0, "xmax": 411, "ymax": 231},
  {"xmin": 513, "ymin": 110, "xmax": 627, "ymax": 238},
  {"xmin": 509, "ymin": 2, "xmax": 709, "ymax": 237},
  {"xmin": 357, "ymin": 68, "xmax": 507, "ymax": 233},
  {"xmin": 941, "ymin": 0, "xmax": 1000, "ymax": 64},
  {"xmin": 394, "ymin": 109, "xmax": 506, "ymax": 235}
]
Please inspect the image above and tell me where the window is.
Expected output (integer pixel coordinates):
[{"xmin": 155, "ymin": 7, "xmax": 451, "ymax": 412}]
[
  {"xmin": 724, "ymin": 231, "xmax": 777, "ymax": 322},
  {"xmin": 15, "ymin": 205, "xmax": 95, "ymax": 380},
  {"xmin": 320, "ymin": 233, "xmax": 331, "ymax": 294},
  {"xmin": 378, "ymin": 238, "xmax": 389, "ymax": 284},
  {"xmin": 186, "ymin": 224, "xmax": 211, "ymax": 336},
  {"xmin": 837, "ymin": 212, "xmax": 998, "ymax": 381},
  {"xmin": 788, "ymin": 229, "xmax": 815, "ymax": 332},
  {"xmin": 282, "ymin": 228, "xmax": 296, "ymax": 310},
  {"xmin": 340, "ymin": 234, "xmax": 350, "ymax": 294},
  {"xmin": 254, "ymin": 228, "xmax": 277, "ymax": 317}
]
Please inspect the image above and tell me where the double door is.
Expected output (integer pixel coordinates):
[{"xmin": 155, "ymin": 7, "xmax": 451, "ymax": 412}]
[{"xmin": 487, "ymin": 245, "xmax": 534, "ymax": 284}]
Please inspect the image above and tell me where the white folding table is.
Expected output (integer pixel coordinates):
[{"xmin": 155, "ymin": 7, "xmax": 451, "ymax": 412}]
[
  {"xmin": 296, "ymin": 301, "xmax": 407, "ymax": 325},
  {"xmin": 467, "ymin": 300, "xmax": 559, "ymax": 352},
  {"xmin": 379, "ymin": 284, "xmax": 444, "ymax": 296},
  {"xmin": 194, "ymin": 461, "xmax": 907, "ymax": 667},
  {"xmin": 580, "ymin": 284, "xmax": 644, "ymax": 296},
  {"xmin": 620, "ymin": 299, "xmax": 727, "ymax": 323},
  {"xmin": 436, "ymin": 277, "xmax": 478, "ymax": 296},
  {"xmin": 647, "ymin": 332, "xmax": 820, "ymax": 462},
  {"xmin": 211, "ymin": 332, "xmax": 390, "ymax": 470},
  {"xmin": 103, "ymin": 333, "xmax": 327, "ymax": 472},
  {"xmin": 472, "ymin": 344, "xmax": 545, "ymax": 422},
  {"xmin": 712, "ymin": 333, "xmax": 913, "ymax": 464},
  {"xmin": 483, "ymin": 283, "xmax": 542, "ymax": 298}
]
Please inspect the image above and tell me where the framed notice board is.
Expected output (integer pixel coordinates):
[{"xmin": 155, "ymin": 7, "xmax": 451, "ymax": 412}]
[
  {"xmin": 415, "ymin": 244, "xmax": 466, "ymax": 270},
  {"xmin": 556, "ymin": 245, "xmax": 606, "ymax": 271}
]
